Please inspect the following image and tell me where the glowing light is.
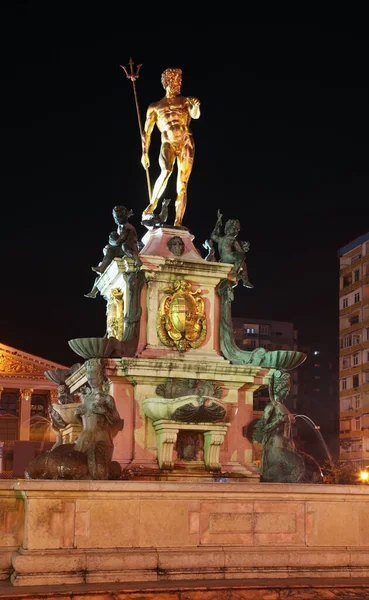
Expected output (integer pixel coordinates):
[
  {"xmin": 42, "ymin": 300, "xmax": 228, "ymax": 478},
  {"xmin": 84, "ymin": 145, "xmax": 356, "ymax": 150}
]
[{"xmin": 360, "ymin": 470, "xmax": 369, "ymax": 483}]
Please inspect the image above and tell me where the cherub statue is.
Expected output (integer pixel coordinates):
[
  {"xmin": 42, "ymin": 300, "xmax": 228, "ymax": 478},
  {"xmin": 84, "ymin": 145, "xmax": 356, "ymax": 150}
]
[
  {"xmin": 211, "ymin": 210, "xmax": 253, "ymax": 288},
  {"xmin": 202, "ymin": 239, "xmax": 216, "ymax": 262},
  {"xmin": 85, "ymin": 206, "xmax": 142, "ymax": 298}
]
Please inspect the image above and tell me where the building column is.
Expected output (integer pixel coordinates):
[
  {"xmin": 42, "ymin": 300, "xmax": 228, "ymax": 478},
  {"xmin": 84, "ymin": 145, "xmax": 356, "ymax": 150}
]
[
  {"xmin": 18, "ymin": 388, "xmax": 33, "ymax": 441},
  {"xmin": 0, "ymin": 441, "xmax": 4, "ymax": 475}
]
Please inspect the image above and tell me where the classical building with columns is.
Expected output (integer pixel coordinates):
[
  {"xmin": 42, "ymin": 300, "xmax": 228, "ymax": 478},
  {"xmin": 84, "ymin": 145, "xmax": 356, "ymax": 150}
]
[{"xmin": 0, "ymin": 342, "xmax": 66, "ymax": 478}]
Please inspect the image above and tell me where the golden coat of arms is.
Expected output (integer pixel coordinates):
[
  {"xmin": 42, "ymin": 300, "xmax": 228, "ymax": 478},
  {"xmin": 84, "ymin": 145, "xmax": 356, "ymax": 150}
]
[{"xmin": 157, "ymin": 279, "xmax": 207, "ymax": 352}]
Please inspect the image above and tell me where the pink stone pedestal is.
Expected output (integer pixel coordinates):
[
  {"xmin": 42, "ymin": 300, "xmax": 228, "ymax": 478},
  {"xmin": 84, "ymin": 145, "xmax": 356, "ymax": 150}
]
[{"xmin": 2, "ymin": 479, "xmax": 369, "ymax": 589}]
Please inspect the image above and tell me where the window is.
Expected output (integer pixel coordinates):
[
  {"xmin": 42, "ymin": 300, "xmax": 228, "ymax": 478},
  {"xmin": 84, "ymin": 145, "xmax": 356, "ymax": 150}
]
[
  {"xmin": 367, "ymin": 351, "xmax": 369, "ymax": 363},
  {"xmin": 260, "ymin": 324, "xmax": 270, "ymax": 335},
  {"xmin": 354, "ymin": 292, "xmax": 360, "ymax": 303},
  {"xmin": 354, "ymin": 269, "xmax": 360, "ymax": 282},
  {"xmin": 354, "ymin": 395, "xmax": 361, "ymax": 409},
  {"xmin": 343, "ymin": 398, "xmax": 353, "ymax": 411},
  {"xmin": 30, "ymin": 394, "xmax": 48, "ymax": 417},
  {"xmin": 364, "ymin": 262, "xmax": 369, "ymax": 276},
  {"xmin": 341, "ymin": 378, "xmax": 347, "ymax": 390},
  {"xmin": 342, "ymin": 357, "xmax": 350, "ymax": 369},
  {"xmin": 246, "ymin": 327, "xmax": 255, "ymax": 334},
  {"xmin": 353, "ymin": 374, "xmax": 359, "ymax": 388},
  {"xmin": 355, "ymin": 417, "xmax": 361, "ymax": 430},
  {"xmin": 353, "ymin": 353, "xmax": 360, "ymax": 366},
  {"xmin": 0, "ymin": 392, "xmax": 18, "ymax": 416},
  {"xmin": 343, "ymin": 297, "xmax": 349, "ymax": 309},
  {"xmin": 243, "ymin": 339, "xmax": 256, "ymax": 348},
  {"xmin": 343, "ymin": 274, "xmax": 352, "ymax": 287},
  {"xmin": 340, "ymin": 335, "xmax": 352, "ymax": 349},
  {"xmin": 353, "ymin": 334, "xmax": 361, "ymax": 345},
  {"xmin": 366, "ymin": 327, "xmax": 369, "ymax": 341},
  {"xmin": 349, "ymin": 315, "xmax": 359, "ymax": 325},
  {"xmin": 363, "ymin": 371, "xmax": 369, "ymax": 384}
]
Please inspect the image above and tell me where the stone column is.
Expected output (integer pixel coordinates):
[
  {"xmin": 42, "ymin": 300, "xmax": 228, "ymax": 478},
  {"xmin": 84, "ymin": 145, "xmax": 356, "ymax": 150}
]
[
  {"xmin": 49, "ymin": 389, "xmax": 58, "ymax": 405},
  {"xmin": 0, "ymin": 441, "xmax": 4, "ymax": 475},
  {"xmin": 0, "ymin": 383, "xmax": 4, "ymax": 471},
  {"xmin": 18, "ymin": 388, "xmax": 33, "ymax": 441}
]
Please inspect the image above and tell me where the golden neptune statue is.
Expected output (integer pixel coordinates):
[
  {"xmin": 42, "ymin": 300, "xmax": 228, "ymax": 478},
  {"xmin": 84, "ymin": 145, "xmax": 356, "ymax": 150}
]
[{"xmin": 141, "ymin": 68, "xmax": 200, "ymax": 228}]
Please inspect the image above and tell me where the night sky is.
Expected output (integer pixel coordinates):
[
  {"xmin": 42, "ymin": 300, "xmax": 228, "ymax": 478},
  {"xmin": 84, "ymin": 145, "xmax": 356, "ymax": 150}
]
[{"xmin": 1, "ymin": 12, "xmax": 368, "ymax": 366}]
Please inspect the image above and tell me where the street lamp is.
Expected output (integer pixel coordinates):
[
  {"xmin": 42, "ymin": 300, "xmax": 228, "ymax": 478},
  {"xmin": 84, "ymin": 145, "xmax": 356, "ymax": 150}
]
[{"xmin": 360, "ymin": 468, "xmax": 369, "ymax": 483}]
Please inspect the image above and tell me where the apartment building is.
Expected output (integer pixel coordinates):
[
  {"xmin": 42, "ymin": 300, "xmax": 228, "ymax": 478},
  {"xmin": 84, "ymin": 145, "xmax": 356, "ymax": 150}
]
[
  {"xmin": 233, "ymin": 318, "xmax": 338, "ymax": 464},
  {"xmin": 232, "ymin": 318, "xmax": 299, "ymax": 414},
  {"xmin": 339, "ymin": 232, "xmax": 369, "ymax": 467}
]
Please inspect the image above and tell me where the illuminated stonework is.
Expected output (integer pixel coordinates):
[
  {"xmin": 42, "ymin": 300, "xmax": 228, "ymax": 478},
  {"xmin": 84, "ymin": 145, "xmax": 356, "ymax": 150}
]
[
  {"xmin": 106, "ymin": 288, "xmax": 124, "ymax": 340},
  {"xmin": 157, "ymin": 279, "xmax": 206, "ymax": 352},
  {"xmin": 0, "ymin": 354, "xmax": 39, "ymax": 375}
]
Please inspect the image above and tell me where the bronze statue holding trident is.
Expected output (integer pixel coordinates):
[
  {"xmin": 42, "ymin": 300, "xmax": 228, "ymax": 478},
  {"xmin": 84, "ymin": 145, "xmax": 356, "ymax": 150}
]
[
  {"xmin": 120, "ymin": 59, "xmax": 172, "ymax": 229},
  {"xmin": 140, "ymin": 68, "xmax": 201, "ymax": 228}
]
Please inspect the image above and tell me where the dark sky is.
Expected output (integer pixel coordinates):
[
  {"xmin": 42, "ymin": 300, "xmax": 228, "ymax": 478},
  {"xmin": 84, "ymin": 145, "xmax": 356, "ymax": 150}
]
[{"xmin": 1, "ymin": 11, "xmax": 368, "ymax": 366}]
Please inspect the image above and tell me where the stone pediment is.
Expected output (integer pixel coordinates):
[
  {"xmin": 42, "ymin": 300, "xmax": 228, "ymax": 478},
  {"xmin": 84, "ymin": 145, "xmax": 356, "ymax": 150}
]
[{"xmin": 0, "ymin": 342, "xmax": 66, "ymax": 380}]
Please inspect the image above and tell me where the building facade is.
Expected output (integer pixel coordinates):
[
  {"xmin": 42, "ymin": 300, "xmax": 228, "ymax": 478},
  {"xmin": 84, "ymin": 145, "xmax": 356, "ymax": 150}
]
[
  {"xmin": 0, "ymin": 342, "xmax": 66, "ymax": 478},
  {"xmin": 232, "ymin": 318, "xmax": 299, "ymax": 466},
  {"xmin": 232, "ymin": 318, "xmax": 299, "ymax": 413},
  {"xmin": 232, "ymin": 318, "xmax": 339, "ymax": 465},
  {"xmin": 339, "ymin": 232, "xmax": 369, "ymax": 468},
  {"xmin": 297, "ymin": 342, "xmax": 339, "ymax": 463}
]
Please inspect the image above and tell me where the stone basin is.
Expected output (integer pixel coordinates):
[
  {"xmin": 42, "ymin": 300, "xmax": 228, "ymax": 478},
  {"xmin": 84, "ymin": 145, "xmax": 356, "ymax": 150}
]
[
  {"xmin": 52, "ymin": 402, "xmax": 81, "ymax": 425},
  {"xmin": 142, "ymin": 395, "xmax": 227, "ymax": 423}
]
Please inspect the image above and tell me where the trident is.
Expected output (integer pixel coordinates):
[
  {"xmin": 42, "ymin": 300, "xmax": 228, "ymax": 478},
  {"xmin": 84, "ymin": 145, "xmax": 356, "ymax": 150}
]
[{"xmin": 120, "ymin": 57, "xmax": 152, "ymax": 202}]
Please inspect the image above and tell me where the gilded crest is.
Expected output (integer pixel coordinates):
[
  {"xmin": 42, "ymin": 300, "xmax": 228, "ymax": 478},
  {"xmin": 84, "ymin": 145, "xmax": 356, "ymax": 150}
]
[{"xmin": 157, "ymin": 280, "xmax": 207, "ymax": 352}]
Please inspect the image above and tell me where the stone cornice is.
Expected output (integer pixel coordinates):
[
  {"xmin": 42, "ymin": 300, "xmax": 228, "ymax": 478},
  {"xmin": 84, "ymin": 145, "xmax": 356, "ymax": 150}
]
[{"xmin": 105, "ymin": 357, "xmax": 272, "ymax": 386}]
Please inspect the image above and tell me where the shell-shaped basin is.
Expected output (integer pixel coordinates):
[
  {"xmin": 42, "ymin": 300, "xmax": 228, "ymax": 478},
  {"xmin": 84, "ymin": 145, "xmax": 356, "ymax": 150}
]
[
  {"xmin": 261, "ymin": 350, "xmax": 306, "ymax": 370},
  {"xmin": 68, "ymin": 337, "xmax": 117, "ymax": 359}
]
